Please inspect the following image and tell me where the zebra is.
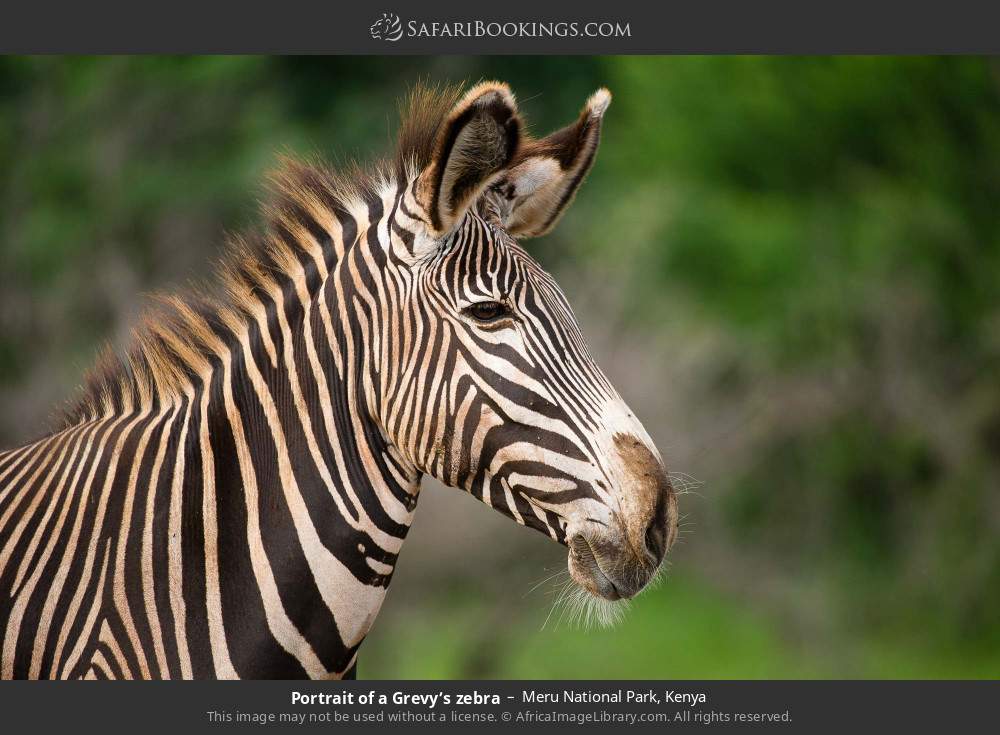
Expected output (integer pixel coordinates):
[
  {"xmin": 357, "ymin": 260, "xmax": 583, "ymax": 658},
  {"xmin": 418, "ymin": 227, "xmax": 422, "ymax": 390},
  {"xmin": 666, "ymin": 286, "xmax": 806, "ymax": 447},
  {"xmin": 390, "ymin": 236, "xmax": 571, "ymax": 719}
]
[{"xmin": 0, "ymin": 81, "xmax": 678, "ymax": 679}]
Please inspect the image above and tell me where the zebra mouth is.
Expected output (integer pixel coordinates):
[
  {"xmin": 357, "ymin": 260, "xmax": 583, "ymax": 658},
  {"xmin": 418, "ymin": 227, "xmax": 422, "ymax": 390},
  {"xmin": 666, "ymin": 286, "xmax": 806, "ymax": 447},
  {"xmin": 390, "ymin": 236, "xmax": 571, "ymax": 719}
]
[{"xmin": 569, "ymin": 535, "xmax": 623, "ymax": 601}]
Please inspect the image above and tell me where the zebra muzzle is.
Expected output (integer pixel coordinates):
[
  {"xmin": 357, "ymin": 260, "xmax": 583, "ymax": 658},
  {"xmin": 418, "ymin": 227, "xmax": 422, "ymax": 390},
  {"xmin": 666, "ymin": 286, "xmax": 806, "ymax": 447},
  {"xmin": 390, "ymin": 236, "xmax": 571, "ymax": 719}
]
[{"xmin": 569, "ymin": 534, "xmax": 623, "ymax": 601}]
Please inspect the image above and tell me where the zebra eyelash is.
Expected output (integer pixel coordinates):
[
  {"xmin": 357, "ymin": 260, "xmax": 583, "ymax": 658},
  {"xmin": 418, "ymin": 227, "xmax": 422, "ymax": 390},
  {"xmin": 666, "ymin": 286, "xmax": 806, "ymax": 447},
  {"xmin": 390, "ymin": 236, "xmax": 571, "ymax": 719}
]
[{"xmin": 461, "ymin": 300, "xmax": 515, "ymax": 328}]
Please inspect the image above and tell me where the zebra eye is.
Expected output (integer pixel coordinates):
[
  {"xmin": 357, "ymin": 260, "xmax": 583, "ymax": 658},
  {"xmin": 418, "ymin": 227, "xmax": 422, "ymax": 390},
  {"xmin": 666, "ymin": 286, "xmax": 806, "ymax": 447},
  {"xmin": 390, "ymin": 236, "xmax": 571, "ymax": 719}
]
[{"xmin": 463, "ymin": 300, "xmax": 510, "ymax": 323}]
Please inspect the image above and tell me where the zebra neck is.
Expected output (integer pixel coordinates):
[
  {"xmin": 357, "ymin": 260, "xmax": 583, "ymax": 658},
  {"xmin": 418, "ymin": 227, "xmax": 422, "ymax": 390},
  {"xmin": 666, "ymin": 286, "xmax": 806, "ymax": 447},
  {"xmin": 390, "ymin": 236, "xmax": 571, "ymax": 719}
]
[
  {"xmin": 188, "ymin": 205, "xmax": 422, "ymax": 674},
  {"xmin": 0, "ymin": 192, "xmax": 431, "ymax": 679}
]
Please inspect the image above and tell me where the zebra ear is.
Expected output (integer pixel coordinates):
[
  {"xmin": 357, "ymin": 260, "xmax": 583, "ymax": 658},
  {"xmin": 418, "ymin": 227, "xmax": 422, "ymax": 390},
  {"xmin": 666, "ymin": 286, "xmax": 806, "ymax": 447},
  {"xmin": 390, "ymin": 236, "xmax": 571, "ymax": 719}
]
[
  {"xmin": 498, "ymin": 88, "xmax": 610, "ymax": 239},
  {"xmin": 416, "ymin": 82, "xmax": 522, "ymax": 238}
]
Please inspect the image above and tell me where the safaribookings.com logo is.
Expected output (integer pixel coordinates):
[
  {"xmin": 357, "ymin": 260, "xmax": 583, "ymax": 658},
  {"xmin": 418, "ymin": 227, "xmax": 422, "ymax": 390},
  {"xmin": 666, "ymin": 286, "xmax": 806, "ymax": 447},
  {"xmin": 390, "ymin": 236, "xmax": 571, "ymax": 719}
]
[
  {"xmin": 370, "ymin": 13, "xmax": 631, "ymax": 42},
  {"xmin": 370, "ymin": 13, "xmax": 404, "ymax": 41}
]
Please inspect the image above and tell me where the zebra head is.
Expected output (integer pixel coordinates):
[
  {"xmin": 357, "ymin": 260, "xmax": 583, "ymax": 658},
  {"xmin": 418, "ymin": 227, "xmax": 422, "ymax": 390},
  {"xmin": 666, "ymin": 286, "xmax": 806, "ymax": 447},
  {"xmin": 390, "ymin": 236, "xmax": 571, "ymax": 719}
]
[{"xmin": 376, "ymin": 83, "xmax": 678, "ymax": 607}]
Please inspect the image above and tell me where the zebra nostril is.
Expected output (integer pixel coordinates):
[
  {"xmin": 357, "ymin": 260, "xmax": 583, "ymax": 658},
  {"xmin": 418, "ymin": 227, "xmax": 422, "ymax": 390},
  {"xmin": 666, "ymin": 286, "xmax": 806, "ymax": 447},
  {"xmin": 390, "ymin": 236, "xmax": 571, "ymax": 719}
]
[{"xmin": 643, "ymin": 519, "xmax": 667, "ymax": 564}]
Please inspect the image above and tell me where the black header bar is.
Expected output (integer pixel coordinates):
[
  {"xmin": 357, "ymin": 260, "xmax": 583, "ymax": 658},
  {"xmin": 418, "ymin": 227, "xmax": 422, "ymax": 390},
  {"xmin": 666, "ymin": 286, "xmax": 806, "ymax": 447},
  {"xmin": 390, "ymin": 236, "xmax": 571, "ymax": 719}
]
[{"xmin": 3, "ymin": 0, "xmax": 1000, "ymax": 54}]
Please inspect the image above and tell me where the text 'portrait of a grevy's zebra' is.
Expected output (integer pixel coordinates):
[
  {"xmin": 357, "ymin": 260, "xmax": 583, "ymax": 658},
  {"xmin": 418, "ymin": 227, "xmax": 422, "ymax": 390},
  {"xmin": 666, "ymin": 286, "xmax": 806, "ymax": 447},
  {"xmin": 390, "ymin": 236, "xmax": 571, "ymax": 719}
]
[{"xmin": 0, "ymin": 82, "xmax": 678, "ymax": 679}]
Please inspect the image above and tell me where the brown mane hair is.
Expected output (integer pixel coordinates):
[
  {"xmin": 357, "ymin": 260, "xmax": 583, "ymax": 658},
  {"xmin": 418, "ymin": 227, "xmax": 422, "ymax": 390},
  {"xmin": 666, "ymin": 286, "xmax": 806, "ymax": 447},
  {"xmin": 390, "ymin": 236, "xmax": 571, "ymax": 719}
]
[{"xmin": 56, "ymin": 83, "xmax": 464, "ymax": 429}]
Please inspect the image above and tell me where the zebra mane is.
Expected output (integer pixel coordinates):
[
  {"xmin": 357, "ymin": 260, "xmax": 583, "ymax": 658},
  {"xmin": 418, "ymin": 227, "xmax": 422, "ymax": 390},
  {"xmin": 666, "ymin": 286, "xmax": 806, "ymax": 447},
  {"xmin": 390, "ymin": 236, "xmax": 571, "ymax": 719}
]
[{"xmin": 55, "ymin": 83, "xmax": 465, "ymax": 430}]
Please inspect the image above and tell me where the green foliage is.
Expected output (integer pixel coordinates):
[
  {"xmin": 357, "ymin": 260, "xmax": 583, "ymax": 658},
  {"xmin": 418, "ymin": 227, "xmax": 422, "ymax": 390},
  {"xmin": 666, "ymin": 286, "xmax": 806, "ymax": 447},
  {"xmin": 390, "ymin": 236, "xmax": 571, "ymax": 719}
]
[{"xmin": 598, "ymin": 57, "xmax": 1000, "ymax": 349}]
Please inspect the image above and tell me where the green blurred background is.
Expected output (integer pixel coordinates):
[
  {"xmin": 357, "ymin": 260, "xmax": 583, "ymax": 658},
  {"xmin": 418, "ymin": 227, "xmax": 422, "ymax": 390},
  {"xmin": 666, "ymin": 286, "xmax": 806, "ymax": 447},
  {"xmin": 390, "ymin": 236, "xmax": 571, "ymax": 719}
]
[{"xmin": 1, "ymin": 56, "xmax": 998, "ymax": 678}]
